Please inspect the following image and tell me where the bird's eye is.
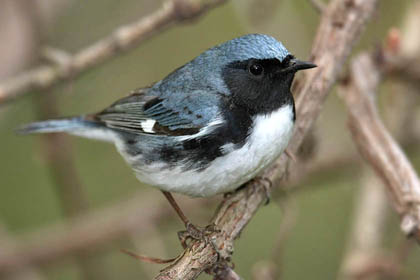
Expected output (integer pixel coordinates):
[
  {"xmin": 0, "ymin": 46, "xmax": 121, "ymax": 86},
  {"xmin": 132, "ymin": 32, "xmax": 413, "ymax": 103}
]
[{"xmin": 249, "ymin": 63, "xmax": 264, "ymax": 77}]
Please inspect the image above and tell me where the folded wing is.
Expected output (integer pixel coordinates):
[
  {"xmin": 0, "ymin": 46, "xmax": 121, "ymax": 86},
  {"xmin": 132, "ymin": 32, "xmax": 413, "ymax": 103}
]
[{"xmin": 94, "ymin": 88, "xmax": 222, "ymax": 137}]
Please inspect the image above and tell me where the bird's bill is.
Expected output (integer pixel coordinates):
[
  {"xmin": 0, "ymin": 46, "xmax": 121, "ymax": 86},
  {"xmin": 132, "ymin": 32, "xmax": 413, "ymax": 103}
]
[
  {"xmin": 289, "ymin": 58, "xmax": 317, "ymax": 71},
  {"xmin": 277, "ymin": 58, "xmax": 317, "ymax": 75}
]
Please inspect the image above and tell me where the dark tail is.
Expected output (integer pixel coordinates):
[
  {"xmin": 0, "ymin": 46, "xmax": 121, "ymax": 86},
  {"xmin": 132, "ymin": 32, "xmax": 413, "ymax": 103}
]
[{"xmin": 17, "ymin": 117, "xmax": 116, "ymax": 142}]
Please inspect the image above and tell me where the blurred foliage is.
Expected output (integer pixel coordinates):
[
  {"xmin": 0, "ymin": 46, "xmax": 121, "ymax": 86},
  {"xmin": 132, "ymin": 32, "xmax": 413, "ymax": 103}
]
[{"xmin": 0, "ymin": 0, "xmax": 419, "ymax": 279}]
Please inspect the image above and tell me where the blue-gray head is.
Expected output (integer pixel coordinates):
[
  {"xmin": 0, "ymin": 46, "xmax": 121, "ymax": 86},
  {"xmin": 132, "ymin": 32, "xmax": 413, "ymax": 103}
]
[
  {"xmin": 153, "ymin": 34, "xmax": 315, "ymax": 115},
  {"xmin": 203, "ymin": 33, "xmax": 291, "ymax": 64}
]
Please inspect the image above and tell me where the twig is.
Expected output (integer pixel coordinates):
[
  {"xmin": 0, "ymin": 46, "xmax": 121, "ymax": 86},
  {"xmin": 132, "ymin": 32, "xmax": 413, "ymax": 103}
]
[
  {"xmin": 0, "ymin": 223, "xmax": 46, "ymax": 280},
  {"xmin": 251, "ymin": 196, "xmax": 298, "ymax": 280},
  {"xmin": 348, "ymin": 257, "xmax": 402, "ymax": 279},
  {"xmin": 154, "ymin": 0, "xmax": 378, "ymax": 279},
  {"xmin": 337, "ymin": 18, "xmax": 420, "ymax": 275},
  {"xmin": 130, "ymin": 221, "xmax": 174, "ymax": 278},
  {"xmin": 337, "ymin": 171, "xmax": 389, "ymax": 280},
  {"xmin": 36, "ymin": 93, "xmax": 89, "ymax": 216},
  {"xmin": 36, "ymin": 91, "xmax": 108, "ymax": 279},
  {"xmin": 0, "ymin": 0, "xmax": 228, "ymax": 105},
  {"xmin": 340, "ymin": 52, "xmax": 420, "ymax": 240}
]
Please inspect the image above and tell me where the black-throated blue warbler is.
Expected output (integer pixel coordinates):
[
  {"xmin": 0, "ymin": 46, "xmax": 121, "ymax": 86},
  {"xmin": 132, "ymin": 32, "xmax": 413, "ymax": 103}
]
[{"xmin": 20, "ymin": 34, "xmax": 316, "ymax": 233}]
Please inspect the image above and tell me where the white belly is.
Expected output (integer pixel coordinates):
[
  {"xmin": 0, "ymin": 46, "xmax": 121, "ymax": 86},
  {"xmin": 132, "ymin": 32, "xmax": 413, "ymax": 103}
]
[{"xmin": 129, "ymin": 105, "xmax": 294, "ymax": 197}]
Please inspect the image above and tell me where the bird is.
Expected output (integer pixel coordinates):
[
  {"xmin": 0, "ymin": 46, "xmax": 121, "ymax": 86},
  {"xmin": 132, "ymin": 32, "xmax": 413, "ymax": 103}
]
[{"xmin": 19, "ymin": 34, "xmax": 316, "ymax": 236}]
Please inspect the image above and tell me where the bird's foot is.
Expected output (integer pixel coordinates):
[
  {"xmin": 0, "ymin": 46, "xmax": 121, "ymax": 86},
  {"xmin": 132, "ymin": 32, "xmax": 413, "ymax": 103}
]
[{"xmin": 177, "ymin": 222, "xmax": 221, "ymax": 250}]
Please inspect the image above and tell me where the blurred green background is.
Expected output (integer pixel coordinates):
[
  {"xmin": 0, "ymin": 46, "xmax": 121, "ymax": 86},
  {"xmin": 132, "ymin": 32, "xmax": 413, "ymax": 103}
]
[{"xmin": 1, "ymin": 0, "xmax": 419, "ymax": 279}]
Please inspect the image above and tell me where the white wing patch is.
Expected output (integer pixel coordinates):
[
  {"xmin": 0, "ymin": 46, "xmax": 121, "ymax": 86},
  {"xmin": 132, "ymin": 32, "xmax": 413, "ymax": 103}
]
[
  {"xmin": 176, "ymin": 117, "xmax": 224, "ymax": 141},
  {"xmin": 140, "ymin": 119, "xmax": 156, "ymax": 133}
]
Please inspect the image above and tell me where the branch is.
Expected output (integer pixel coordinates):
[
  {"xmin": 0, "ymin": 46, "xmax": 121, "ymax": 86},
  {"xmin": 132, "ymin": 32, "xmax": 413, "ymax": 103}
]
[
  {"xmin": 337, "ymin": 171, "xmax": 389, "ymax": 280},
  {"xmin": 0, "ymin": 0, "xmax": 228, "ymax": 105},
  {"xmin": 337, "ymin": 21, "xmax": 420, "ymax": 275},
  {"xmin": 251, "ymin": 197, "xmax": 298, "ymax": 280},
  {"xmin": 36, "ymin": 91, "xmax": 107, "ymax": 279},
  {"xmin": 36, "ymin": 94, "xmax": 89, "ymax": 216},
  {"xmin": 155, "ymin": 0, "xmax": 378, "ymax": 279},
  {"xmin": 0, "ymin": 224, "xmax": 46, "ymax": 280},
  {"xmin": 340, "ymin": 52, "xmax": 420, "ymax": 241}
]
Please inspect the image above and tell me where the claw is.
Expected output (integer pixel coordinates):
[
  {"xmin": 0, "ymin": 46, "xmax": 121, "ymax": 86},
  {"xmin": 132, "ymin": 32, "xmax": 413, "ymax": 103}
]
[
  {"xmin": 177, "ymin": 222, "xmax": 222, "ymax": 257},
  {"xmin": 161, "ymin": 191, "xmax": 224, "ymax": 257},
  {"xmin": 177, "ymin": 230, "xmax": 190, "ymax": 249},
  {"xmin": 177, "ymin": 222, "xmax": 216, "ymax": 249}
]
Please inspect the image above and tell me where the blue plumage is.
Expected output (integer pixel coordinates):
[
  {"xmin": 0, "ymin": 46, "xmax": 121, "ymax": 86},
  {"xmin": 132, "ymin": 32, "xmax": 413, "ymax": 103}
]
[
  {"xmin": 152, "ymin": 34, "xmax": 290, "ymax": 97},
  {"xmin": 20, "ymin": 33, "xmax": 315, "ymax": 197},
  {"xmin": 20, "ymin": 34, "xmax": 290, "ymax": 136}
]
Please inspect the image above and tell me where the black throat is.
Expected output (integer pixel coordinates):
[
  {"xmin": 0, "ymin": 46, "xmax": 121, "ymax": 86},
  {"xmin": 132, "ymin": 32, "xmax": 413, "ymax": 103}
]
[{"xmin": 221, "ymin": 58, "xmax": 296, "ymax": 119}]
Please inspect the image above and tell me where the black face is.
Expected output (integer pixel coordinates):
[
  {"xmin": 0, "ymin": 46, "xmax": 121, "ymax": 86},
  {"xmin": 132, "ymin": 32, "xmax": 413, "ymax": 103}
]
[{"xmin": 221, "ymin": 55, "xmax": 297, "ymax": 116}]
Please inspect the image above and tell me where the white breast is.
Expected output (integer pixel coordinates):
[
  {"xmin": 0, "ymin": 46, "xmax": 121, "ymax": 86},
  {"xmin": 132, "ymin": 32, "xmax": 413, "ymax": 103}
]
[{"xmin": 129, "ymin": 105, "xmax": 295, "ymax": 197}]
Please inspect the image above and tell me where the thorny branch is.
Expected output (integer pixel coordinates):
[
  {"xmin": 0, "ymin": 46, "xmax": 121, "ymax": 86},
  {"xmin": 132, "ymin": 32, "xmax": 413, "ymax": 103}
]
[
  {"xmin": 0, "ymin": 0, "xmax": 228, "ymax": 104},
  {"xmin": 154, "ymin": 0, "xmax": 379, "ymax": 279},
  {"xmin": 340, "ymin": 52, "xmax": 420, "ymax": 241}
]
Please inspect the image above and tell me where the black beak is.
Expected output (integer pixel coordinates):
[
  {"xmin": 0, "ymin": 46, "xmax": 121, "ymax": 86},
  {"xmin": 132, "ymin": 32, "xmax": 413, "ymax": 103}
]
[
  {"xmin": 288, "ymin": 58, "xmax": 317, "ymax": 72},
  {"xmin": 277, "ymin": 58, "xmax": 317, "ymax": 75}
]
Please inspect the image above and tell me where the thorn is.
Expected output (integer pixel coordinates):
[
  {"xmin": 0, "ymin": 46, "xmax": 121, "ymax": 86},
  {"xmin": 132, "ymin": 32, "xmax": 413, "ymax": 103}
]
[
  {"xmin": 120, "ymin": 249, "xmax": 177, "ymax": 264},
  {"xmin": 285, "ymin": 149, "xmax": 297, "ymax": 162}
]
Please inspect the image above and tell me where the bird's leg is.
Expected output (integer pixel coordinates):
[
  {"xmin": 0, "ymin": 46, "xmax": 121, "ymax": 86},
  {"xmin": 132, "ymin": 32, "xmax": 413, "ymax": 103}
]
[
  {"xmin": 161, "ymin": 191, "xmax": 194, "ymax": 248},
  {"xmin": 161, "ymin": 191, "xmax": 205, "ymax": 246},
  {"xmin": 161, "ymin": 191, "xmax": 190, "ymax": 226},
  {"xmin": 161, "ymin": 191, "xmax": 220, "ymax": 249}
]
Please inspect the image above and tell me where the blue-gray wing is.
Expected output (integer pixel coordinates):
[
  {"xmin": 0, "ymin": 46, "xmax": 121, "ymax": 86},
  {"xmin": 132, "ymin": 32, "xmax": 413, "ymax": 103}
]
[{"xmin": 94, "ymin": 88, "xmax": 221, "ymax": 136}]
